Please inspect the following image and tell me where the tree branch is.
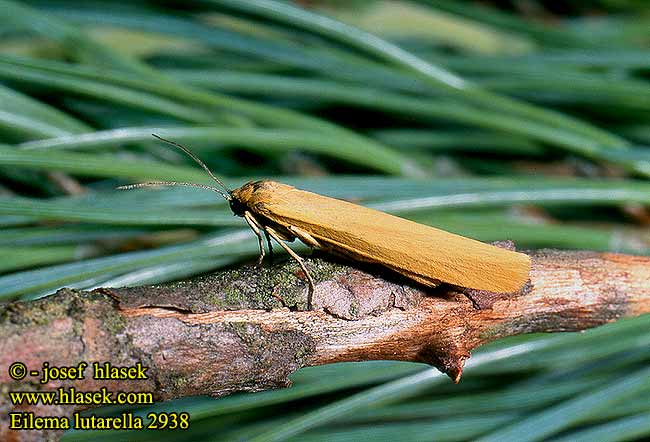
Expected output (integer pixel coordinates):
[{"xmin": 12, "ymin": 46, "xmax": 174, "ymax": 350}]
[{"xmin": 2, "ymin": 246, "xmax": 649, "ymax": 441}]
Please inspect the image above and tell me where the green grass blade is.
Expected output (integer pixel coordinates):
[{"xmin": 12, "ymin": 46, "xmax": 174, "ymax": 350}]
[
  {"xmin": 17, "ymin": 127, "xmax": 412, "ymax": 175},
  {"xmin": 476, "ymin": 366, "xmax": 650, "ymax": 442},
  {"xmin": 0, "ymin": 55, "xmax": 421, "ymax": 176},
  {"xmin": 0, "ymin": 109, "xmax": 71, "ymax": 139},
  {"xmin": 0, "ymin": 64, "xmax": 215, "ymax": 123},
  {"xmin": 0, "ymin": 84, "xmax": 89, "ymax": 134},
  {"xmin": 0, "ymin": 245, "xmax": 92, "ymax": 273},
  {"xmin": 0, "ymin": 229, "xmax": 256, "ymax": 300},
  {"xmin": 0, "ymin": 0, "xmax": 161, "ymax": 77},
  {"xmin": 209, "ymin": 0, "xmax": 626, "ymax": 147},
  {"xmin": 245, "ymin": 338, "xmax": 568, "ymax": 442},
  {"xmin": 549, "ymin": 412, "xmax": 650, "ymax": 442}
]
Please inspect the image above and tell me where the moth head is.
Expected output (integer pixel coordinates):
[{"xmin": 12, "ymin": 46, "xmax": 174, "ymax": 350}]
[
  {"xmin": 228, "ymin": 181, "xmax": 259, "ymax": 217},
  {"xmin": 228, "ymin": 198, "xmax": 248, "ymax": 217}
]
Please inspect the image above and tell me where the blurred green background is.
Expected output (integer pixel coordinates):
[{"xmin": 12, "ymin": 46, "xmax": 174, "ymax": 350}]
[{"xmin": 1, "ymin": 0, "xmax": 649, "ymax": 441}]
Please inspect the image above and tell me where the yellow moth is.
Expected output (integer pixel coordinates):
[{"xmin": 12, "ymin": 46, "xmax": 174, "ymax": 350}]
[{"xmin": 121, "ymin": 135, "xmax": 531, "ymax": 308}]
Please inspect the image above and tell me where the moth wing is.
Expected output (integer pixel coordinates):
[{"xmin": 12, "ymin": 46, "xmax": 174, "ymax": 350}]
[{"xmin": 245, "ymin": 183, "xmax": 531, "ymax": 293}]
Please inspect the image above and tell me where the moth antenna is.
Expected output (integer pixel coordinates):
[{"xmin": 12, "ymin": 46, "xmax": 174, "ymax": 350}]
[
  {"xmin": 117, "ymin": 181, "xmax": 230, "ymax": 199},
  {"xmin": 151, "ymin": 133, "xmax": 232, "ymax": 200}
]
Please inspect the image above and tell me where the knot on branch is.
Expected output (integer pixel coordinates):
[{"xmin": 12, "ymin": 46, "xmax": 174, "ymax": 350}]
[
  {"xmin": 417, "ymin": 339, "xmax": 471, "ymax": 383},
  {"xmin": 314, "ymin": 267, "xmax": 422, "ymax": 320}
]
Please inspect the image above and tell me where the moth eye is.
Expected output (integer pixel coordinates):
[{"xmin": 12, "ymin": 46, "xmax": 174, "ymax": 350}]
[{"xmin": 229, "ymin": 199, "xmax": 247, "ymax": 216}]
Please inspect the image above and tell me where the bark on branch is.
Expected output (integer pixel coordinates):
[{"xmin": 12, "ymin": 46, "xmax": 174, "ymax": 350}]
[{"xmin": 2, "ymin": 247, "xmax": 650, "ymax": 441}]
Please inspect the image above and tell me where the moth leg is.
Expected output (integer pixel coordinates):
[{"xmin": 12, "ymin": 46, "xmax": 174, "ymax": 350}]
[
  {"xmin": 288, "ymin": 225, "xmax": 321, "ymax": 248},
  {"xmin": 264, "ymin": 231, "xmax": 274, "ymax": 263},
  {"xmin": 266, "ymin": 226, "xmax": 315, "ymax": 310},
  {"xmin": 244, "ymin": 211, "xmax": 266, "ymax": 266}
]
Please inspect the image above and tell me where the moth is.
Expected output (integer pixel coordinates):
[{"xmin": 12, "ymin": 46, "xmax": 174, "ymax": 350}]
[{"xmin": 120, "ymin": 135, "xmax": 531, "ymax": 308}]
